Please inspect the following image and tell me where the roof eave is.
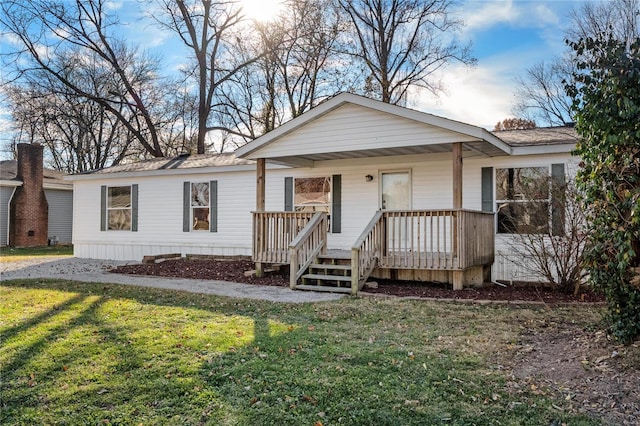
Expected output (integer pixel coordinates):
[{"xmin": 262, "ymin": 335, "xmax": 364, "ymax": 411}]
[{"xmin": 510, "ymin": 143, "xmax": 576, "ymax": 156}]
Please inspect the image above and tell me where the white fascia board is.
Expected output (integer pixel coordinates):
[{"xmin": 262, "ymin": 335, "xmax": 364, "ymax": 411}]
[
  {"xmin": 43, "ymin": 182, "xmax": 73, "ymax": 190},
  {"xmin": 510, "ymin": 143, "xmax": 576, "ymax": 156},
  {"xmin": 0, "ymin": 180, "xmax": 22, "ymax": 187}
]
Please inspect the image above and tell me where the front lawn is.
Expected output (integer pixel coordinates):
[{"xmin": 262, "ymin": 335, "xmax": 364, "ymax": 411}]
[
  {"xmin": 1, "ymin": 279, "xmax": 605, "ymax": 425},
  {"xmin": 0, "ymin": 245, "xmax": 73, "ymax": 261}
]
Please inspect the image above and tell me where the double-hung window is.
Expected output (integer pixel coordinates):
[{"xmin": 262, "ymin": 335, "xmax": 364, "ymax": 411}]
[
  {"xmin": 496, "ymin": 167, "xmax": 550, "ymax": 234},
  {"xmin": 183, "ymin": 180, "xmax": 217, "ymax": 233},
  {"xmin": 107, "ymin": 186, "xmax": 132, "ymax": 230},
  {"xmin": 284, "ymin": 175, "xmax": 341, "ymax": 233},
  {"xmin": 294, "ymin": 177, "xmax": 331, "ymax": 214},
  {"xmin": 191, "ymin": 182, "xmax": 210, "ymax": 231}
]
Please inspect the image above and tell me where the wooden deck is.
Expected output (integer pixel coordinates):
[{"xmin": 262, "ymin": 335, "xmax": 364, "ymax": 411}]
[{"xmin": 252, "ymin": 209, "xmax": 495, "ymax": 292}]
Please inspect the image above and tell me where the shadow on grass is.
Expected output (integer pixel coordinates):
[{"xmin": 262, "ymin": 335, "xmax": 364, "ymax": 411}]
[{"xmin": 0, "ymin": 279, "xmax": 599, "ymax": 426}]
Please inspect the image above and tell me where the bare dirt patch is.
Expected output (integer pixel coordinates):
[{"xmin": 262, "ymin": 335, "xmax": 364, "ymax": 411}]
[{"xmin": 505, "ymin": 318, "xmax": 640, "ymax": 425}]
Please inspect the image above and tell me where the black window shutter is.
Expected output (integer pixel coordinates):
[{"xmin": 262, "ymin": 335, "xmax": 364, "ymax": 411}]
[
  {"xmin": 284, "ymin": 177, "xmax": 293, "ymax": 211},
  {"xmin": 131, "ymin": 184, "xmax": 138, "ymax": 232},
  {"xmin": 100, "ymin": 185, "xmax": 107, "ymax": 231},
  {"xmin": 332, "ymin": 174, "xmax": 341, "ymax": 233},
  {"xmin": 551, "ymin": 164, "xmax": 566, "ymax": 236},
  {"xmin": 209, "ymin": 180, "xmax": 218, "ymax": 232},
  {"xmin": 481, "ymin": 167, "xmax": 493, "ymax": 212},
  {"xmin": 183, "ymin": 182, "xmax": 191, "ymax": 232}
]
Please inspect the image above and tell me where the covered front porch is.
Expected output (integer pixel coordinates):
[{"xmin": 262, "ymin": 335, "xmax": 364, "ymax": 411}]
[
  {"xmin": 252, "ymin": 208, "xmax": 494, "ymax": 294},
  {"xmin": 234, "ymin": 93, "xmax": 510, "ymax": 294}
]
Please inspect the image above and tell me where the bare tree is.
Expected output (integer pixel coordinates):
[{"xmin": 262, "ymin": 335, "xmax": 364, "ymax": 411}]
[
  {"xmin": 0, "ymin": 0, "xmax": 173, "ymax": 158},
  {"xmin": 5, "ymin": 81, "xmax": 135, "ymax": 173},
  {"xmin": 566, "ymin": 0, "xmax": 639, "ymax": 47},
  {"xmin": 269, "ymin": 0, "xmax": 348, "ymax": 118},
  {"xmin": 154, "ymin": 0, "xmax": 269, "ymax": 154},
  {"xmin": 215, "ymin": 0, "xmax": 349, "ymax": 145},
  {"xmin": 513, "ymin": 0, "xmax": 639, "ymax": 126},
  {"xmin": 338, "ymin": 0, "xmax": 475, "ymax": 104},
  {"xmin": 512, "ymin": 57, "xmax": 575, "ymax": 126}
]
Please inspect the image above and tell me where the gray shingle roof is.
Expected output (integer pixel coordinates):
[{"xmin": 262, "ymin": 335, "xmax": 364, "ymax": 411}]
[
  {"xmin": 493, "ymin": 126, "xmax": 579, "ymax": 146},
  {"xmin": 79, "ymin": 153, "xmax": 255, "ymax": 175},
  {"xmin": 0, "ymin": 160, "xmax": 70, "ymax": 186}
]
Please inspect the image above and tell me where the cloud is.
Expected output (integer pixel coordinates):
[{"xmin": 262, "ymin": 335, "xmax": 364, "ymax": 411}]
[
  {"xmin": 461, "ymin": 0, "xmax": 564, "ymax": 33},
  {"xmin": 410, "ymin": 53, "xmax": 540, "ymax": 129},
  {"xmin": 462, "ymin": 0, "xmax": 521, "ymax": 31}
]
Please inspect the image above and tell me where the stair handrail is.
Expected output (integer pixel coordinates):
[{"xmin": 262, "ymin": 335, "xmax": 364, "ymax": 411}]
[
  {"xmin": 350, "ymin": 210, "xmax": 384, "ymax": 295},
  {"xmin": 288, "ymin": 212, "xmax": 328, "ymax": 289}
]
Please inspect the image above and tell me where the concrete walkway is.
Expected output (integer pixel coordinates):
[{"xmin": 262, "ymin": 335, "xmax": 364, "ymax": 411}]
[{"xmin": 0, "ymin": 257, "xmax": 344, "ymax": 304}]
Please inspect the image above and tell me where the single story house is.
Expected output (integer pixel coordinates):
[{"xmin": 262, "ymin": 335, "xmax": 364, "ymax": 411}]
[
  {"xmin": 1, "ymin": 144, "xmax": 73, "ymax": 247},
  {"xmin": 68, "ymin": 93, "xmax": 579, "ymax": 293}
]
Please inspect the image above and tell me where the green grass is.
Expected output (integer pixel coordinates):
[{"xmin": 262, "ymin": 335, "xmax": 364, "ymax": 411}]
[
  {"xmin": 1, "ymin": 279, "xmax": 604, "ymax": 425},
  {"xmin": 0, "ymin": 245, "xmax": 73, "ymax": 261}
]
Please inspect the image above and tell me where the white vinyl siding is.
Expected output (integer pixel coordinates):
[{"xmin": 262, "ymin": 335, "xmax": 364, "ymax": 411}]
[
  {"xmin": 254, "ymin": 103, "xmax": 479, "ymax": 158},
  {"xmin": 73, "ymin": 171, "xmax": 255, "ymax": 261}
]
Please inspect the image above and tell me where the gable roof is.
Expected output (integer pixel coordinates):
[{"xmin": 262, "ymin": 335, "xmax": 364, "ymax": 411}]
[
  {"xmin": 235, "ymin": 93, "xmax": 513, "ymax": 166},
  {"xmin": 0, "ymin": 160, "xmax": 71, "ymax": 189}
]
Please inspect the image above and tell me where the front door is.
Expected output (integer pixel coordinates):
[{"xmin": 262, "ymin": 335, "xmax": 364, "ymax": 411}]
[
  {"xmin": 381, "ymin": 171, "xmax": 412, "ymax": 258},
  {"xmin": 381, "ymin": 171, "xmax": 411, "ymax": 210}
]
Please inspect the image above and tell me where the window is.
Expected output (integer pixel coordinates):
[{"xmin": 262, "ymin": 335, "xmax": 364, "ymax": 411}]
[
  {"xmin": 191, "ymin": 182, "xmax": 210, "ymax": 231},
  {"xmin": 294, "ymin": 177, "xmax": 331, "ymax": 213},
  {"xmin": 107, "ymin": 186, "xmax": 132, "ymax": 230},
  {"xmin": 496, "ymin": 167, "xmax": 550, "ymax": 234}
]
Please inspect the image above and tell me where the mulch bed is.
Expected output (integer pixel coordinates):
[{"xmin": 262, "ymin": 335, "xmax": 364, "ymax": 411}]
[{"xmin": 111, "ymin": 258, "xmax": 604, "ymax": 303}]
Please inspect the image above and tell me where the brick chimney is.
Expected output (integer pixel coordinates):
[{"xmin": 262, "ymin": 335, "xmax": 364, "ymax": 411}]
[{"xmin": 9, "ymin": 143, "xmax": 49, "ymax": 247}]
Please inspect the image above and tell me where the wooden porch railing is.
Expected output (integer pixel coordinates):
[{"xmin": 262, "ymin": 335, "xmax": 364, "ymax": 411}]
[
  {"xmin": 351, "ymin": 211, "xmax": 384, "ymax": 294},
  {"xmin": 289, "ymin": 212, "xmax": 328, "ymax": 289},
  {"xmin": 252, "ymin": 211, "xmax": 316, "ymax": 264},
  {"xmin": 457, "ymin": 210, "xmax": 495, "ymax": 268},
  {"xmin": 377, "ymin": 209, "xmax": 494, "ymax": 270}
]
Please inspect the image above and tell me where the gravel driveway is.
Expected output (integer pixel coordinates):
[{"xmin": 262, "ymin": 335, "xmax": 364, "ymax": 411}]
[{"xmin": 1, "ymin": 257, "xmax": 343, "ymax": 303}]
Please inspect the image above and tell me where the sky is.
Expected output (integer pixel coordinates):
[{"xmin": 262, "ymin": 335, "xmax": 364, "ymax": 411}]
[
  {"xmin": 0, "ymin": 0, "xmax": 588, "ymax": 159},
  {"xmin": 114, "ymin": 0, "xmax": 583, "ymax": 129},
  {"xmin": 415, "ymin": 0, "xmax": 580, "ymax": 128}
]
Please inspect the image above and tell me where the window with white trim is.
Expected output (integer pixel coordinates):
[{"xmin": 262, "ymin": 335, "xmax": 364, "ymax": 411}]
[
  {"xmin": 107, "ymin": 186, "xmax": 132, "ymax": 230},
  {"xmin": 496, "ymin": 167, "xmax": 550, "ymax": 234},
  {"xmin": 191, "ymin": 182, "xmax": 210, "ymax": 231}
]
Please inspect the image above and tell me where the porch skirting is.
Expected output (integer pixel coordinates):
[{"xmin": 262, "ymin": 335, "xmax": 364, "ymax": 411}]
[{"xmin": 371, "ymin": 265, "xmax": 490, "ymax": 287}]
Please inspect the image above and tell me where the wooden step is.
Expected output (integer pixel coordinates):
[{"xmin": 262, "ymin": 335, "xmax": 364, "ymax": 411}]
[
  {"xmin": 315, "ymin": 256, "xmax": 351, "ymax": 266},
  {"xmin": 309, "ymin": 263, "xmax": 351, "ymax": 273},
  {"xmin": 302, "ymin": 273, "xmax": 352, "ymax": 282},
  {"xmin": 319, "ymin": 252, "xmax": 351, "ymax": 260},
  {"xmin": 295, "ymin": 285, "xmax": 352, "ymax": 294}
]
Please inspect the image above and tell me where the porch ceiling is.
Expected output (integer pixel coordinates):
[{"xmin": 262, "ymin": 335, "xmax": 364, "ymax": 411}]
[{"xmin": 264, "ymin": 140, "xmax": 508, "ymax": 167}]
